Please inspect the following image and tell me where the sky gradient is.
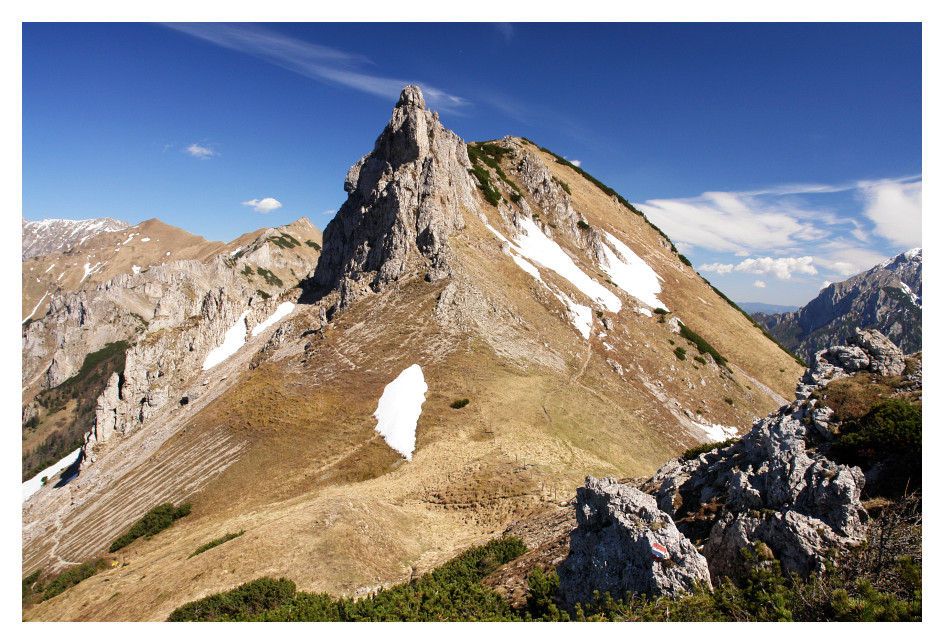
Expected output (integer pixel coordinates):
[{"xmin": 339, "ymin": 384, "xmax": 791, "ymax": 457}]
[{"xmin": 22, "ymin": 22, "xmax": 922, "ymax": 305}]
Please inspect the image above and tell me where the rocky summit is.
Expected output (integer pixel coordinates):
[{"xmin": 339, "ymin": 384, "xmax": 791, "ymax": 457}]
[{"xmin": 312, "ymin": 85, "xmax": 477, "ymax": 308}]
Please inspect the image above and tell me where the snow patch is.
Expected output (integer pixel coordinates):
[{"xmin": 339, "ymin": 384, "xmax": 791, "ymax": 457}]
[
  {"xmin": 899, "ymin": 282, "xmax": 921, "ymax": 308},
  {"xmin": 373, "ymin": 364, "xmax": 427, "ymax": 460},
  {"xmin": 80, "ymin": 261, "xmax": 105, "ymax": 283},
  {"xmin": 122, "ymin": 233, "xmax": 135, "ymax": 245},
  {"xmin": 132, "ymin": 265, "xmax": 141, "ymax": 275},
  {"xmin": 510, "ymin": 217, "xmax": 621, "ymax": 312},
  {"xmin": 141, "ymin": 237, "xmax": 151, "ymax": 242},
  {"xmin": 202, "ymin": 311, "xmax": 249, "ymax": 370},
  {"xmin": 637, "ymin": 307, "xmax": 653, "ymax": 317},
  {"xmin": 251, "ymin": 302, "xmax": 295, "ymax": 336},
  {"xmin": 694, "ymin": 422, "xmax": 740, "ymax": 442},
  {"xmin": 230, "ymin": 246, "xmax": 243, "ymax": 256},
  {"xmin": 23, "ymin": 292, "xmax": 49, "ymax": 323},
  {"xmin": 598, "ymin": 231, "xmax": 666, "ymax": 310},
  {"xmin": 22, "ymin": 448, "xmax": 82, "ymax": 502},
  {"xmin": 554, "ymin": 292, "xmax": 592, "ymax": 339},
  {"xmin": 44, "ymin": 264, "xmax": 55, "ymax": 273}
]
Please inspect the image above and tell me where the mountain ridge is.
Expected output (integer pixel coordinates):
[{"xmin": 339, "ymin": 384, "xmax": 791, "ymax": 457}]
[{"xmin": 753, "ymin": 248, "xmax": 921, "ymax": 365}]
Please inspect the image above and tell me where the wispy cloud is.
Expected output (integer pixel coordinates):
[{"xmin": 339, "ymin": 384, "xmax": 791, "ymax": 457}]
[
  {"xmin": 242, "ymin": 197, "xmax": 282, "ymax": 214},
  {"xmin": 753, "ymin": 280, "xmax": 766, "ymax": 288},
  {"xmin": 494, "ymin": 23, "xmax": 514, "ymax": 43},
  {"xmin": 185, "ymin": 143, "xmax": 217, "ymax": 159},
  {"xmin": 165, "ymin": 23, "xmax": 470, "ymax": 113},
  {"xmin": 636, "ymin": 176, "xmax": 921, "ymax": 279}
]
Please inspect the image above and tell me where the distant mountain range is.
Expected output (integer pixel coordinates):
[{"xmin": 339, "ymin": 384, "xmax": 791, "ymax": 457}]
[
  {"xmin": 736, "ymin": 301, "xmax": 799, "ymax": 316},
  {"xmin": 753, "ymin": 249, "xmax": 921, "ymax": 365},
  {"xmin": 22, "ymin": 217, "xmax": 130, "ymax": 261}
]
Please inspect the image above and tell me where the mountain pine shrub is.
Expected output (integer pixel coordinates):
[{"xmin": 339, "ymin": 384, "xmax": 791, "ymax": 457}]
[{"xmin": 109, "ymin": 502, "xmax": 192, "ymax": 552}]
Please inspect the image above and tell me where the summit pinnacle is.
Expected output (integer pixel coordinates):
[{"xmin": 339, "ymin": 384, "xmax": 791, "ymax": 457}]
[{"xmin": 312, "ymin": 85, "xmax": 478, "ymax": 308}]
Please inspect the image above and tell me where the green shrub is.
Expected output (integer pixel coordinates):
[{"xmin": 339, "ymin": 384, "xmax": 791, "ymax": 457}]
[
  {"xmin": 450, "ymin": 398, "xmax": 470, "ymax": 409},
  {"xmin": 305, "ymin": 240, "xmax": 322, "ymax": 251},
  {"xmin": 553, "ymin": 176, "xmax": 571, "ymax": 195},
  {"xmin": 683, "ymin": 438, "xmax": 736, "ymax": 460},
  {"xmin": 169, "ymin": 577, "xmax": 298, "ymax": 622},
  {"xmin": 241, "ymin": 265, "xmax": 254, "ymax": 277},
  {"xmin": 674, "ymin": 346, "xmax": 687, "ymax": 360},
  {"xmin": 189, "ymin": 531, "xmax": 245, "ymax": 558},
  {"xmin": 654, "ymin": 307, "xmax": 669, "ymax": 316},
  {"xmin": 170, "ymin": 536, "xmax": 527, "ymax": 622},
  {"xmin": 41, "ymin": 559, "xmax": 108, "ymax": 602},
  {"xmin": 577, "ymin": 220, "xmax": 590, "ymax": 230},
  {"xmin": 22, "ymin": 568, "xmax": 43, "ymax": 600},
  {"xmin": 109, "ymin": 502, "xmax": 192, "ymax": 552},
  {"xmin": 831, "ymin": 399, "xmax": 921, "ymax": 468},
  {"xmin": 256, "ymin": 267, "xmax": 283, "ymax": 288},
  {"xmin": 267, "ymin": 234, "xmax": 301, "ymax": 250},
  {"xmin": 693, "ymin": 356, "xmax": 707, "ymax": 365},
  {"xmin": 256, "ymin": 290, "xmax": 271, "ymax": 300},
  {"xmin": 679, "ymin": 323, "xmax": 730, "ymax": 371},
  {"xmin": 724, "ymin": 397, "xmax": 734, "ymax": 406}
]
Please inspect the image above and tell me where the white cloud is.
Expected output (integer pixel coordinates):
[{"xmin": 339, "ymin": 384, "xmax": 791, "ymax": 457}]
[
  {"xmin": 166, "ymin": 23, "xmax": 469, "ymax": 114},
  {"xmin": 321, "ymin": 209, "xmax": 336, "ymax": 215},
  {"xmin": 700, "ymin": 256, "xmax": 817, "ymax": 281},
  {"xmin": 699, "ymin": 262, "xmax": 734, "ymax": 275},
  {"xmin": 753, "ymin": 280, "xmax": 766, "ymax": 288},
  {"xmin": 570, "ymin": 159, "xmax": 582, "ymax": 167},
  {"xmin": 735, "ymin": 256, "xmax": 817, "ymax": 280},
  {"xmin": 859, "ymin": 179, "xmax": 921, "ymax": 247},
  {"xmin": 185, "ymin": 143, "xmax": 217, "ymax": 159},
  {"xmin": 242, "ymin": 197, "xmax": 283, "ymax": 214},
  {"xmin": 637, "ymin": 191, "xmax": 825, "ymax": 254}
]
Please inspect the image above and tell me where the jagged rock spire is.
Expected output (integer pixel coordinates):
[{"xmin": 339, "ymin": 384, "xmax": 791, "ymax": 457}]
[{"xmin": 312, "ymin": 85, "xmax": 478, "ymax": 308}]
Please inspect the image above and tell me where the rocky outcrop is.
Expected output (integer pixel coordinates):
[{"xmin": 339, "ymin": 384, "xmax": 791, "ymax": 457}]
[
  {"xmin": 561, "ymin": 333, "xmax": 908, "ymax": 599},
  {"xmin": 557, "ymin": 476, "xmax": 712, "ymax": 606},
  {"xmin": 311, "ymin": 86, "xmax": 478, "ymax": 309},
  {"xmin": 755, "ymin": 248, "xmax": 921, "ymax": 364},
  {"xmin": 796, "ymin": 327, "xmax": 906, "ymax": 398}
]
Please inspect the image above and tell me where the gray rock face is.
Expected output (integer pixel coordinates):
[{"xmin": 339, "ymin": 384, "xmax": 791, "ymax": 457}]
[
  {"xmin": 557, "ymin": 476, "xmax": 712, "ymax": 607},
  {"xmin": 755, "ymin": 248, "xmax": 921, "ymax": 364},
  {"xmin": 312, "ymin": 86, "xmax": 478, "ymax": 308}
]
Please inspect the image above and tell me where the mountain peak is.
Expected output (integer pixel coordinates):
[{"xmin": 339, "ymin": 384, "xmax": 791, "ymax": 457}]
[
  {"xmin": 312, "ymin": 85, "xmax": 477, "ymax": 308},
  {"xmin": 396, "ymin": 84, "xmax": 426, "ymax": 109}
]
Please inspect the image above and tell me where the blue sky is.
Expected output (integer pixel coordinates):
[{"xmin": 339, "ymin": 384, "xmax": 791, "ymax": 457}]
[{"xmin": 21, "ymin": 21, "xmax": 922, "ymax": 305}]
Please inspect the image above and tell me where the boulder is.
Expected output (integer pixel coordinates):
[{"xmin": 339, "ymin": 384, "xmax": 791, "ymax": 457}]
[{"xmin": 557, "ymin": 476, "xmax": 711, "ymax": 607}]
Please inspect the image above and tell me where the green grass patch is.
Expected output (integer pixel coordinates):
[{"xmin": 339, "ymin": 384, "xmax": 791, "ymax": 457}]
[
  {"xmin": 189, "ymin": 531, "xmax": 245, "ymax": 558},
  {"xmin": 450, "ymin": 398, "xmax": 471, "ymax": 409},
  {"xmin": 109, "ymin": 502, "xmax": 192, "ymax": 552}
]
